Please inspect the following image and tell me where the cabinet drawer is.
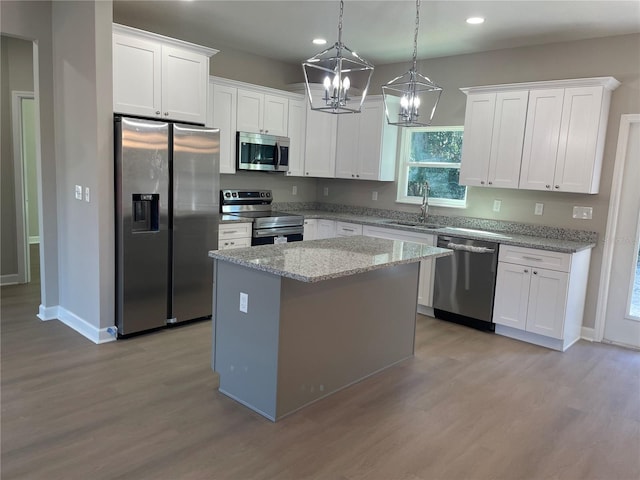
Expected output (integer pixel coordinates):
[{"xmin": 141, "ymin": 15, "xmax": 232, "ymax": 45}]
[
  {"xmin": 499, "ymin": 245, "xmax": 571, "ymax": 272},
  {"xmin": 335, "ymin": 222, "xmax": 363, "ymax": 236},
  {"xmin": 219, "ymin": 223, "xmax": 252, "ymax": 240},
  {"xmin": 219, "ymin": 237, "xmax": 251, "ymax": 250}
]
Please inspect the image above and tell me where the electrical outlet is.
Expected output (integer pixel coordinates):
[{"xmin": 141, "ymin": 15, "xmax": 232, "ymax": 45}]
[
  {"xmin": 493, "ymin": 200, "xmax": 501, "ymax": 212},
  {"xmin": 84, "ymin": 187, "xmax": 90, "ymax": 203},
  {"xmin": 323, "ymin": 187, "xmax": 329, "ymax": 196},
  {"xmin": 372, "ymin": 191, "xmax": 378, "ymax": 201},
  {"xmin": 292, "ymin": 185, "xmax": 297, "ymax": 196},
  {"xmin": 572, "ymin": 206, "xmax": 593, "ymax": 219},
  {"xmin": 75, "ymin": 185, "xmax": 82, "ymax": 200},
  {"xmin": 534, "ymin": 203, "xmax": 544, "ymax": 215},
  {"xmin": 239, "ymin": 292, "xmax": 248, "ymax": 313}
]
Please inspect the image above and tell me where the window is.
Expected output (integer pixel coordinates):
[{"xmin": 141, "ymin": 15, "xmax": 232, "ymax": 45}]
[{"xmin": 396, "ymin": 126, "xmax": 466, "ymax": 208}]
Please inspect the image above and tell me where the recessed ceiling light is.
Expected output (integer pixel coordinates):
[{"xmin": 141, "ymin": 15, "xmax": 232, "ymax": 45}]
[
  {"xmin": 312, "ymin": 38, "xmax": 327, "ymax": 45},
  {"xmin": 466, "ymin": 17, "xmax": 485, "ymax": 25}
]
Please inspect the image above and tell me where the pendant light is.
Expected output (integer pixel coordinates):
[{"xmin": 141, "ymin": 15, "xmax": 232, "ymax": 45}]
[
  {"xmin": 382, "ymin": 0, "xmax": 442, "ymax": 127},
  {"xmin": 302, "ymin": 0, "xmax": 374, "ymax": 114}
]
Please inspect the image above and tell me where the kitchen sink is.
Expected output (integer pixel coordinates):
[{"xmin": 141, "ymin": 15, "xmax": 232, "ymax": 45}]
[{"xmin": 383, "ymin": 220, "xmax": 442, "ymax": 229}]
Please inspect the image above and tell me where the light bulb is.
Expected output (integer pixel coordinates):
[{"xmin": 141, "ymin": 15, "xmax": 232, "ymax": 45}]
[
  {"xmin": 333, "ymin": 74, "xmax": 340, "ymax": 89},
  {"xmin": 323, "ymin": 76, "xmax": 331, "ymax": 91},
  {"xmin": 342, "ymin": 76, "xmax": 350, "ymax": 91},
  {"xmin": 413, "ymin": 97, "xmax": 421, "ymax": 108},
  {"xmin": 400, "ymin": 95, "xmax": 409, "ymax": 109}
]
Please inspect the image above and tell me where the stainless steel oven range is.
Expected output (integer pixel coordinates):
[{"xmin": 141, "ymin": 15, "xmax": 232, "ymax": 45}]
[{"xmin": 220, "ymin": 189, "xmax": 304, "ymax": 245}]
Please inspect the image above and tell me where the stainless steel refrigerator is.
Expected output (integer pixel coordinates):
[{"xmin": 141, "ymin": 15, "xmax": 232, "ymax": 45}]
[{"xmin": 115, "ymin": 116, "xmax": 220, "ymax": 336}]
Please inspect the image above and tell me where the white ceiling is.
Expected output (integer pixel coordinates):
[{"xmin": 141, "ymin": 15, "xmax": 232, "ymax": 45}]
[{"xmin": 113, "ymin": 1, "xmax": 640, "ymax": 65}]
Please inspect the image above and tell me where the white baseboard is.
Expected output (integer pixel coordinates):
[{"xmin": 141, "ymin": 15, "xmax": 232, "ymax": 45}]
[
  {"xmin": 417, "ymin": 305, "xmax": 435, "ymax": 317},
  {"xmin": 0, "ymin": 274, "xmax": 19, "ymax": 286},
  {"xmin": 38, "ymin": 304, "xmax": 117, "ymax": 344},
  {"xmin": 581, "ymin": 326, "xmax": 596, "ymax": 342},
  {"xmin": 28, "ymin": 236, "xmax": 40, "ymax": 245}
]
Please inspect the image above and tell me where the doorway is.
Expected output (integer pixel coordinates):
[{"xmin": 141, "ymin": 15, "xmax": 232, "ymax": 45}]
[
  {"xmin": 11, "ymin": 91, "xmax": 39, "ymax": 284},
  {"xmin": 597, "ymin": 114, "xmax": 640, "ymax": 349}
]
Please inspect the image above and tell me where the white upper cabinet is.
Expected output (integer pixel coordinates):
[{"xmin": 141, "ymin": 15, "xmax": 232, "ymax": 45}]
[
  {"xmin": 286, "ymin": 98, "xmax": 307, "ymax": 177},
  {"xmin": 113, "ymin": 24, "xmax": 217, "ymax": 125},
  {"xmin": 113, "ymin": 33, "xmax": 162, "ymax": 119},
  {"xmin": 335, "ymin": 97, "xmax": 398, "ymax": 181},
  {"xmin": 519, "ymin": 89, "xmax": 565, "ymax": 191},
  {"xmin": 460, "ymin": 90, "xmax": 529, "ymax": 189},
  {"xmin": 208, "ymin": 79, "xmax": 237, "ymax": 174},
  {"xmin": 554, "ymin": 86, "xmax": 609, "ymax": 193},
  {"xmin": 461, "ymin": 77, "xmax": 619, "ymax": 194},
  {"xmin": 237, "ymin": 89, "xmax": 288, "ymax": 136},
  {"xmin": 304, "ymin": 101, "xmax": 338, "ymax": 178}
]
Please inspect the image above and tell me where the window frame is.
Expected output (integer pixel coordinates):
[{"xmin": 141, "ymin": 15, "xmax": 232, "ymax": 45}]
[{"xmin": 396, "ymin": 125, "xmax": 467, "ymax": 209}]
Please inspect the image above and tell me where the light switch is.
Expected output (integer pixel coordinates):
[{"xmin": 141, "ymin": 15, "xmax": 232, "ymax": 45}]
[
  {"xmin": 534, "ymin": 203, "xmax": 544, "ymax": 215},
  {"xmin": 84, "ymin": 187, "xmax": 90, "ymax": 203},
  {"xmin": 372, "ymin": 191, "xmax": 378, "ymax": 201},
  {"xmin": 323, "ymin": 187, "xmax": 329, "ymax": 196},
  {"xmin": 493, "ymin": 200, "xmax": 501, "ymax": 212},
  {"xmin": 239, "ymin": 292, "xmax": 248, "ymax": 313},
  {"xmin": 75, "ymin": 185, "xmax": 82, "ymax": 200},
  {"xmin": 292, "ymin": 185, "xmax": 297, "ymax": 196}
]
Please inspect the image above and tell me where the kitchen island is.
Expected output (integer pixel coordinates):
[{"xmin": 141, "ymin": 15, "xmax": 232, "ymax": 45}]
[{"xmin": 209, "ymin": 236, "xmax": 452, "ymax": 421}]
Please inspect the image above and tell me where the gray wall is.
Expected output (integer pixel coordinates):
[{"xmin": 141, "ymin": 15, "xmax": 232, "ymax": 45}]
[
  {"xmin": 315, "ymin": 33, "xmax": 640, "ymax": 329},
  {"xmin": 22, "ymin": 98, "xmax": 39, "ymax": 241},
  {"xmin": 51, "ymin": 0, "xmax": 114, "ymax": 328},
  {"xmin": 0, "ymin": 35, "xmax": 34, "ymax": 276},
  {"xmin": 1, "ymin": 1, "xmax": 59, "ymax": 307}
]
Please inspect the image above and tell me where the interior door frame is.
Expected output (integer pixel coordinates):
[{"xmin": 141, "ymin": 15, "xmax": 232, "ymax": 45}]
[
  {"xmin": 594, "ymin": 114, "xmax": 640, "ymax": 342},
  {"xmin": 11, "ymin": 90, "xmax": 35, "ymax": 284}
]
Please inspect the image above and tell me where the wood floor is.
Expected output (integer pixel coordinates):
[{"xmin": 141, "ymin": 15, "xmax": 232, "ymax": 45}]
[{"xmin": 2, "ymin": 250, "xmax": 639, "ymax": 479}]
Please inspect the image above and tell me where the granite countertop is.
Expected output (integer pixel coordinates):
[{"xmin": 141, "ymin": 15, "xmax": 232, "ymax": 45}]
[
  {"xmin": 295, "ymin": 210, "xmax": 595, "ymax": 253},
  {"xmin": 209, "ymin": 235, "xmax": 452, "ymax": 283}
]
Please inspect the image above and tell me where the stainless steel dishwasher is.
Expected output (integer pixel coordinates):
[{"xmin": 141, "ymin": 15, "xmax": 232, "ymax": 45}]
[{"xmin": 433, "ymin": 235, "xmax": 499, "ymax": 331}]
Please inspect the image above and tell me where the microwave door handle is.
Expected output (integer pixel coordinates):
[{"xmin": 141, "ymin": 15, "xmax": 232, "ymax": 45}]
[{"xmin": 275, "ymin": 142, "xmax": 280, "ymax": 169}]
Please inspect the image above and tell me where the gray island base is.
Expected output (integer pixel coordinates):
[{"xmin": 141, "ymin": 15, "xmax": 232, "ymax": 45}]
[{"xmin": 209, "ymin": 236, "xmax": 452, "ymax": 421}]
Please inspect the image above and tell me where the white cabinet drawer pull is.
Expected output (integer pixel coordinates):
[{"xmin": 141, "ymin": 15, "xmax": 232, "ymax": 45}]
[
  {"xmin": 522, "ymin": 256, "xmax": 543, "ymax": 261},
  {"xmin": 221, "ymin": 230, "xmax": 238, "ymax": 235}
]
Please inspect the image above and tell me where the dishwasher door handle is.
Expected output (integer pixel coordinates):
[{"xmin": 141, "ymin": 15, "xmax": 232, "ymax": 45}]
[{"xmin": 445, "ymin": 243, "xmax": 496, "ymax": 254}]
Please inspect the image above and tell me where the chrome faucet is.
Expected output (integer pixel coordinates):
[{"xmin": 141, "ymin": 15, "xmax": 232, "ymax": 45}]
[{"xmin": 419, "ymin": 181, "xmax": 430, "ymax": 223}]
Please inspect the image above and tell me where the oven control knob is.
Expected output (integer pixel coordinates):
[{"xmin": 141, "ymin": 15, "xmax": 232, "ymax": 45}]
[
  {"xmin": 231, "ymin": 192, "xmax": 237, "ymax": 198},
  {"xmin": 260, "ymin": 192, "xmax": 265, "ymax": 197},
  {"xmin": 266, "ymin": 192, "xmax": 271, "ymax": 197},
  {"xmin": 224, "ymin": 192, "xmax": 231, "ymax": 198}
]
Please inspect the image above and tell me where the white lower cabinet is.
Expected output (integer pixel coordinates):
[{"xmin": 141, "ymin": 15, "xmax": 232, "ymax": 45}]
[
  {"xmin": 303, "ymin": 219, "xmax": 318, "ymax": 241},
  {"xmin": 335, "ymin": 222, "xmax": 363, "ymax": 237},
  {"xmin": 493, "ymin": 245, "xmax": 591, "ymax": 351},
  {"xmin": 363, "ymin": 226, "xmax": 435, "ymax": 308},
  {"xmin": 218, "ymin": 223, "xmax": 252, "ymax": 250},
  {"xmin": 316, "ymin": 219, "xmax": 337, "ymax": 240}
]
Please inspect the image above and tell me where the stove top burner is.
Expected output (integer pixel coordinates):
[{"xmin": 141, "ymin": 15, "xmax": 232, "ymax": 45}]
[{"xmin": 221, "ymin": 189, "xmax": 304, "ymax": 230}]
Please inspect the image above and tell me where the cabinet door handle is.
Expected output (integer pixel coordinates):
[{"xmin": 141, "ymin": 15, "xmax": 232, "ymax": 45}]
[
  {"xmin": 524, "ymin": 269, "xmax": 529, "ymax": 273},
  {"xmin": 488, "ymin": 181, "xmax": 492, "ymax": 185},
  {"xmin": 222, "ymin": 230, "xmax": 238, "ymax": 235},
  {"xmin": 265, "ymin": 130, "xmax": 269, "ymax": 133},
  {"xmin": 352, "ymin": 174, "xmax": 355, "ymax": 178},
  {"xmin": 164, "ymin": 112, "xmax": 169, "ymax": 116},
  {"xmin": 342, "ymin": 228, "xmax": 354, "ymax": 232},
  {"xmin": 356, "ymin": 174, "xmax": 360, "ymax": 178},
  {"xmin": 546, "ymin": 184, "xmax": 551, "ymax": 189},
  {"xmin": 155, "ymin": 110, "xmax": 161, "ymax": 115},
  {"xmin": 480, "ymin": 181, "xmax": 485, "ymax": 185},
  {"xmin": 554, "ymin": 185, "xmax": 560, "ymax": 189},
  {"xmin": 533, "ymin": 271, "xmax": 538, "ymax": 275},
  {"xmin": 522, "ymin": 256, "xmax": 543, "ymax": 261}
]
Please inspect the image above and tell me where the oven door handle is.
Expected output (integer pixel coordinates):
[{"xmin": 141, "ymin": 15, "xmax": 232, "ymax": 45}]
[
  {"xmin": 253, "ymin": 226, "xmax": 305, "ymax": 238},
  {"xmin": 446, "ymin": 243, "xmax": 496, "ymax": 254}
]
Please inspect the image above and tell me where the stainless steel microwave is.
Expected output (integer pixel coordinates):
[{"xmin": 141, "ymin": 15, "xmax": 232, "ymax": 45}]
[{"xmin": 236, "ymin": 131, "xmax": 290, "ymax": 172}]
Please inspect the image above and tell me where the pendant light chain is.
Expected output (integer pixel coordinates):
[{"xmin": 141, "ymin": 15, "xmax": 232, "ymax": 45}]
[
  {"xmin": 412, "ymin": 0, "xmax": 420, "ymax": 72},
  {"xmin": 338, "ymin": 0, "xmax": 344, "ymax": 46}
]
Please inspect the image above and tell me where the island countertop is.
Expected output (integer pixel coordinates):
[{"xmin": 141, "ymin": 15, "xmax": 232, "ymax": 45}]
[{"xmin": 209, "ymin": 235, "xmax": 452, "ymax": 283}]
